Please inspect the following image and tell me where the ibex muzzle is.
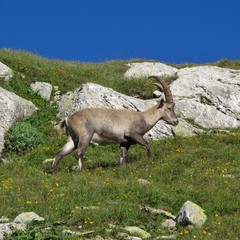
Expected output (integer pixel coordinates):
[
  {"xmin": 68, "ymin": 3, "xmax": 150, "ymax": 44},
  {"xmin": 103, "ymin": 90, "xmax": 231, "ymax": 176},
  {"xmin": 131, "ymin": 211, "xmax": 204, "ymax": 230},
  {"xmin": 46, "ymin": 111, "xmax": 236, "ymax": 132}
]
[{"xmin": 50, "ymin": 76, "xmax": 178, "ymax": 173}]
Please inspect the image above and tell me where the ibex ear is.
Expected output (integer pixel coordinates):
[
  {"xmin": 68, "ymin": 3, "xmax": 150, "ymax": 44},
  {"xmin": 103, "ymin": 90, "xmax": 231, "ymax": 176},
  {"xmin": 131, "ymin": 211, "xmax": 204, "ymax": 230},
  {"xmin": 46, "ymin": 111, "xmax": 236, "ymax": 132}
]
[{"xmin": 158, "ymin": 98, "xmax": 164, "ymax": 108}]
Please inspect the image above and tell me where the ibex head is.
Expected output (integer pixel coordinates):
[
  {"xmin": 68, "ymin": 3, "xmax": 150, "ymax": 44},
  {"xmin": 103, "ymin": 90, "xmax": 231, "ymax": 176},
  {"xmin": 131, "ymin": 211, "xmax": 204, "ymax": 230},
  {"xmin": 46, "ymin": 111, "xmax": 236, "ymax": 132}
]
[{"xmin": 150, "ymin": 76, "xmax": 179, "ymax": 126}]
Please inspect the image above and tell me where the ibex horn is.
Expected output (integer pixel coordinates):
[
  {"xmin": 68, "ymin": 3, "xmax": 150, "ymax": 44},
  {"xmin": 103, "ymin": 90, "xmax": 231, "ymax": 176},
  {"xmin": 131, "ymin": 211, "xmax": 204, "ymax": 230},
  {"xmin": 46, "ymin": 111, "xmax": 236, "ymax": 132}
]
[{"xmin": 149, "ymin": 76, "xmax": 173, "ymax": 103}]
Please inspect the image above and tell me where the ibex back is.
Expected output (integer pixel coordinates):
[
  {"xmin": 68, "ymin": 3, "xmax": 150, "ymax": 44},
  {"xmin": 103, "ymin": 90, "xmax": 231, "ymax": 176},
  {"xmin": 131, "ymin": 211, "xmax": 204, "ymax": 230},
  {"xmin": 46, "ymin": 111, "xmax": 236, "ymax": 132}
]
[{"xmin": 50, "ymin": 76, "xmax": 178, "ymax": 173}]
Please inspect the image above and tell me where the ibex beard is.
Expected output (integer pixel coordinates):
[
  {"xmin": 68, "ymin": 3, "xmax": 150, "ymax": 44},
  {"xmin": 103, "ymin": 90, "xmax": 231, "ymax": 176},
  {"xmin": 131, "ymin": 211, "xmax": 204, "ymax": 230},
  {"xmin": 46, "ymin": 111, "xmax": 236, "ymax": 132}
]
[{"xmin": 50, "ymin": 76, "xmax": 178, "ymax": 173}]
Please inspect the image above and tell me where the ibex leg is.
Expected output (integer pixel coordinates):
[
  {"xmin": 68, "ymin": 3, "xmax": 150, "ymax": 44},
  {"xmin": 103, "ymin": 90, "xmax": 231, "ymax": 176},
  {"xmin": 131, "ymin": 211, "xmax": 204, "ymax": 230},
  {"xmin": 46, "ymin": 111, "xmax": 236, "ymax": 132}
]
[
  {"xmin": 130, "ymin": 134, "xmax": 151, "ymax": 158},
  {"xmin": 119, "ymin": 143, "xmax": 131, "ymax": 166},
  {"xmin": 75, "ymin": 136, "xmax": 92, "ymax": 171},
  {"xmin": 51, "ymin": 137, "xmax": 75, "ymax": 173}
]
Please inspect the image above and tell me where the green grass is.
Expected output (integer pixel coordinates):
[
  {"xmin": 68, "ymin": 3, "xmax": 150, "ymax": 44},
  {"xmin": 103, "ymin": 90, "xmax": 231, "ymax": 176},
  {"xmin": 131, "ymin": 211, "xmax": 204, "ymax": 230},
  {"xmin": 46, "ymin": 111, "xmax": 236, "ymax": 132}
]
[
  {"xmin": 1, "ymin": 134, "xmax": 239, "ymax": 239},
  {"xmin": 0, "ymin": 49, "xmax": 240, "ymax": 239}
]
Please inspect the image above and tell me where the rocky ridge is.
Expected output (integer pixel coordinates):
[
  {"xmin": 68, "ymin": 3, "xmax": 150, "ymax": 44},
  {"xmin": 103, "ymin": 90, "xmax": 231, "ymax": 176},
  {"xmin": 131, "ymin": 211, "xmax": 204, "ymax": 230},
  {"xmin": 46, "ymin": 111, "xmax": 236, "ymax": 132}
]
[{"xmin": 1, "ymin": 61, "xmax": 240, "ymax": 157}]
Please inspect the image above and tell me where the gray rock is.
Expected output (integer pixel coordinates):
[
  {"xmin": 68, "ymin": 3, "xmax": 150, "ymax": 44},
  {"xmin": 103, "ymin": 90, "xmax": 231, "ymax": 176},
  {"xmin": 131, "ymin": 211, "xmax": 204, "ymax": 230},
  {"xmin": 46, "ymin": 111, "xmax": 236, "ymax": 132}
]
[
  {"xmin": 137, "ymin": 178, "xmax": 151, "ymax": 186},
  {"xmin": 62, "ymin": 229, "xmax": 78, "ymax": 235},
  {"xmin": 0, "ymin": 158, "xmax": 12, "ymax": 164},
  {"xmin": 117, "ymin": 232, "xmax": 131, "ymax": 239},
  {"xmin": 153, "ymin": 90, "xmax": 162, "ymax": 98},
  {"xmin": 0, "ymin": 62, "xmax": 13, "ymax": 82},
  {"xmin": 93, "ymin": 236, "xmax": 105, "ymax": 240},
  {"xmin": 118, "ymin": 232, "xmax": 142, "ymax": 240},
  {"xmin": 123, "ymin": 226, "xmax": 151, "ymax": 239},
  {"xmin": 0, "ymin": 223, "xmax": 26, "ymax": 240},
  {"xmin": 13, "ymin": 212, "xmax": 44, "ymax": 225},
  {"xmin": 177, "ymin": 201, "xmax": 207, "ymax": 228},
  {"xmin": 127, "ymin": 237, "xmax": 142, "ymax": 240},
  {"xmin": 30, "ymin": 81, "xmax": 52, "ymax": 100},
  {"xmin": 0, "ymin": 87, "xmax": 37, "ymax": 156},
  {"xmin": 63, "ymin": 229, "xmax": 94, "ymax": 236},
  {"xmin": 171, "ymin": 66, "xmax": 240, "ymax": 129},
  {"xmin": 157, "ymin": 235, "xmax": 177, "ymax": 239},
  {"xmin": 0, "ymin": 217, "xmax": 10, "ymax": 223},
  {"xmin": 161, "ymin": 219, "xmax": 176, "ymax": 230},
  {"xmin": 124, "ymin": 62, "xmax": 177, "ymax": 78},
  {"xmin": 141, "ymin": 206, "xmax": 176, "ymax": 219}
]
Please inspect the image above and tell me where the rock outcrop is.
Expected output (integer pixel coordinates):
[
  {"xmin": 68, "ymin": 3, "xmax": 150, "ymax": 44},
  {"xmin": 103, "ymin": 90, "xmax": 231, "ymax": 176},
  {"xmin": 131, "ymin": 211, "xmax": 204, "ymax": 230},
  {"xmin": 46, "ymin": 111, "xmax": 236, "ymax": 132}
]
[
  {"xmin": 124, "ymin": 62, "xmax": 240, "ymax": 129},
  {"xmin": 0, "ymin": 87, "xmax": 37, "ymax": 156},
  {"xmin": 0, "ymin": 62, "xmax": 13, "ymax": 82},
  {"xmin": 30, "ymin": 81, "xmax": 52, "ymax": 101},
  {"xmin": 171, "ymin": 66, "xmax": 240, "ymax": 129},
  {"xmin": 1, "ymin": 60, "xmax": 240, "ymax": 156}
]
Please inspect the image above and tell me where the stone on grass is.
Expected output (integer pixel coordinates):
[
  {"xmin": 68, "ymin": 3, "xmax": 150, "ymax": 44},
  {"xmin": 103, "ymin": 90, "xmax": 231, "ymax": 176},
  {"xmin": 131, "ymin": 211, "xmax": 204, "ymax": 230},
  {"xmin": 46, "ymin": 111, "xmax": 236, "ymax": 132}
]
[
  {"xmin": 177, "ymin": 201, "xmax": 207, "ymax": 228},
  {"xmin": 157, "ymin": 235, "xmax": 177, "ymax": 239},
  {"xmin": 137, "ymin": 179, "xmax": 151, "ymax": 186},
  {"xmin": 141, "ymin": 206, "xmax": 176, "ymax": 219},
  {"xmin": 0, "ymin": 212, "xmax": 44, "ymax": 239},
  {"xmin": 63, "ymin": 229, "xmax": 94, "ymax": 236},
  {"xmin": 0, "ymin": 62, "xmax": 13, "ymax": 81},
  {"xmin": 30, "ymin": 81, "xmax": 52, "ymax": 101},
  {"xmin": 0, "ymin": 223, "xmax": 26, "ymax": 240},
  {"xmin": 124, "ymin": 226, "xmax": 151, "ymax": 239},
  {"xmin": 13, "ymin": 212, "xmax": 44, "ymax": 225},
  {"xmin": 161, "ymin": 219, "xmax": 176, "ymax": 230},
  {"xmin": 0, "ymin": 217, "xmax": 10, "ymax": 223}
]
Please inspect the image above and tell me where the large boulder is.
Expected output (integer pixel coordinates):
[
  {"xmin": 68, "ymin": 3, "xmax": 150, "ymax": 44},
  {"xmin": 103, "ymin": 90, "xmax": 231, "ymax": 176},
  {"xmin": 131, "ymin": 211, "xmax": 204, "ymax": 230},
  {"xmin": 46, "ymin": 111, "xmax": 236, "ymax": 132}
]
[
  {"xmin": 0, "ymin": 87, "xmax": 37, "ymax": 156},
  {"xmin": 124, "ymin": 62, "xmax": 177, "ymax": 78},
  {"xmin": 57, "ymin": 83, "xmax": 175, "ymax": 140},
  {"xmin": 171, "ymin": 66, "xmax": 240, "ymax": 128},
  {"xmin": 0, "ymin": 62, "xmax": 13, "ymax": 82}
]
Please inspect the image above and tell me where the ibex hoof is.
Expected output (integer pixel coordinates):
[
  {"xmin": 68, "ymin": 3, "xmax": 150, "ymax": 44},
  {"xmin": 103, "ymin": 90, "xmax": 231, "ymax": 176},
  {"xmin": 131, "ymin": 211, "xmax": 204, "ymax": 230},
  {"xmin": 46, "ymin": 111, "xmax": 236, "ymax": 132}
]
[{"xmin": 49, "ymin": 168, "xmax": 56, "ymax": 174}]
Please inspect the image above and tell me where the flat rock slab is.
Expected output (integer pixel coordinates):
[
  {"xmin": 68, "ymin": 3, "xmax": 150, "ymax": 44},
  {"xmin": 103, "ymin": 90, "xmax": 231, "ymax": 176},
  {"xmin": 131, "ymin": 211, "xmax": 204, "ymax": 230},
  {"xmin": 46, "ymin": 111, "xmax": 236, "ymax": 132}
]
[{"xmin": 124, "ymin": 62, "xmax": 177, "ymax": 78}]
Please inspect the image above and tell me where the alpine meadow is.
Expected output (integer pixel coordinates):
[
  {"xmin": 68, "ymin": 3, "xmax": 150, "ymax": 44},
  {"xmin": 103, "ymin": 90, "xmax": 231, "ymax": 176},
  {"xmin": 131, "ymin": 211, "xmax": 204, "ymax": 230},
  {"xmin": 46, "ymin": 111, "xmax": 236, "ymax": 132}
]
[{"xmin": 0, "ymin": 49, "xmax": 239, "ymax": 239}]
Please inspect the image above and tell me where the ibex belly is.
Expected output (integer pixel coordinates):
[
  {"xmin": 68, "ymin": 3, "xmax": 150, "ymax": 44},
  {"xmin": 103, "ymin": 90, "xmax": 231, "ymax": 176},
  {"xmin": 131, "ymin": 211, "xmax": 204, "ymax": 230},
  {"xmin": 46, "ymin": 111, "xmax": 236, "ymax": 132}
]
[{"xmin": 91, "ymin": 133, "xmax": 126, "ymax": 145}]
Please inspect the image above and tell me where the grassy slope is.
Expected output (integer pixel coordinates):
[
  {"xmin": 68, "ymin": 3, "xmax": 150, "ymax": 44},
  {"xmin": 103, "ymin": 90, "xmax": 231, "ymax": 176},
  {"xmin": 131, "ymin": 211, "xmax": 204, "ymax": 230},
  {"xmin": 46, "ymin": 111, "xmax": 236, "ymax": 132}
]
[{"xmin": 0, "ymin": 49, "xmax": 239, "ymax": 239}]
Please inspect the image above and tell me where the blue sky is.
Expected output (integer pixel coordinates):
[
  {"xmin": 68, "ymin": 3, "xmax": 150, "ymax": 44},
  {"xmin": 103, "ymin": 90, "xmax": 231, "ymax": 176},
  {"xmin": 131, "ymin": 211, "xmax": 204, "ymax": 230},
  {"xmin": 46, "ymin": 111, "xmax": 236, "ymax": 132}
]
[{"xmin": 1, "ymin": 0, "xmax": 239, "ymax": 63}]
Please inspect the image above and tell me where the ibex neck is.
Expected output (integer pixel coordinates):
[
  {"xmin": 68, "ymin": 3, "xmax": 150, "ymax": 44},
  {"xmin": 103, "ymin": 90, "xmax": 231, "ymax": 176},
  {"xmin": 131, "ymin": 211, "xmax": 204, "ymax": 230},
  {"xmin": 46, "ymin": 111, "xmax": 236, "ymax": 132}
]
[{"xmin": 142, "ymin": 104, "xmax": 163, "ymax": 131}]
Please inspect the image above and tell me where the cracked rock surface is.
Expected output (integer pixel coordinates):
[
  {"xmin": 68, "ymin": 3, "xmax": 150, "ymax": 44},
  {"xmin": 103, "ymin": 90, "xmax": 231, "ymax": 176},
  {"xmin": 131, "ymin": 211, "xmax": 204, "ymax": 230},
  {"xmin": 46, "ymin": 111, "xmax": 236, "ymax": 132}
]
[{"xmin": 171, "ymin": 66, "xmax": 240, "ymax": 128}]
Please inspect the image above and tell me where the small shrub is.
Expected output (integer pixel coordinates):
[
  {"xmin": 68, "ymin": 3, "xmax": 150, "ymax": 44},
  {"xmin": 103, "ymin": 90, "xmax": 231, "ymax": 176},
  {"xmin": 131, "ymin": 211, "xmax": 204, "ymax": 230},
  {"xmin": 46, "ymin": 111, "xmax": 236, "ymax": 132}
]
[{"xmin": 4, "ymin": 121, "xmax": 47, "ymax": 154}]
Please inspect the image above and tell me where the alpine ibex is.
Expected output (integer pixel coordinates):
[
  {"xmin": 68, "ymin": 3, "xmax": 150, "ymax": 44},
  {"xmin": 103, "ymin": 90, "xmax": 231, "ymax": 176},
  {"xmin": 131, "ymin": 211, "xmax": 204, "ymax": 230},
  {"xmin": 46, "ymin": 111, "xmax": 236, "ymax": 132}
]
[{"xmin": 50, "ymin": 76, "xmax": 178, "ymax": 173}]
